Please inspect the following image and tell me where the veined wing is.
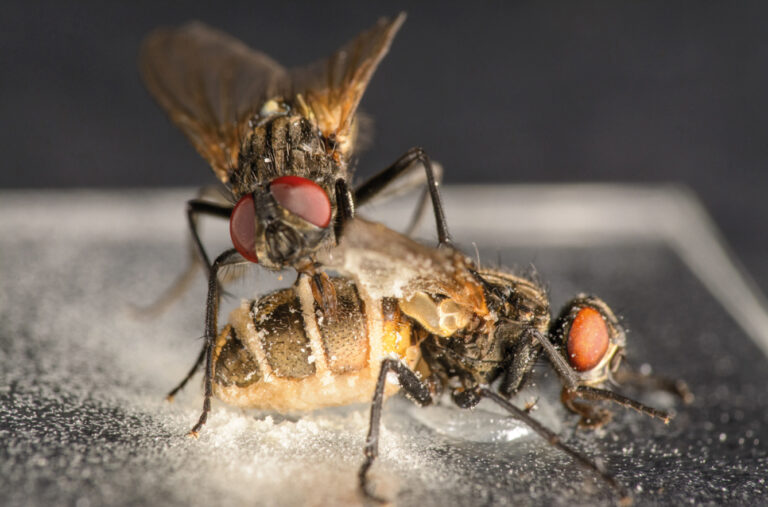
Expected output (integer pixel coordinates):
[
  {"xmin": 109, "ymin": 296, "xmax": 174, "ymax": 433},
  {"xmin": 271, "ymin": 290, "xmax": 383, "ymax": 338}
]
[
  {"xmin": 290, "ymin": 13, "xmax": 406, "ymax": 159},
  {"xmin": 140, "ymin": 22, "xmax": 289, "ymax": 183}
]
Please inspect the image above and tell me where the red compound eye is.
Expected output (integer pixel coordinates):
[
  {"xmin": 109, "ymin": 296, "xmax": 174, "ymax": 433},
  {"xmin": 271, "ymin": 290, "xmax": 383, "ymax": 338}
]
[
  {"xmin": 567, "ymin": 307, "xmax": 610, "ymax": 372},
  {"xmin": 270, "ymin": 176, "xmax": 331, "ymax": 228},
  {"xmin": 229, "ymin": 194, "xmax": 259, "ymax": 263}
]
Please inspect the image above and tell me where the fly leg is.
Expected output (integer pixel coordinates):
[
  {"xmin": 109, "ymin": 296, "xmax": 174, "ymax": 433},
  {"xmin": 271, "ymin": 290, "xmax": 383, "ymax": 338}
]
[
  {"xmin": 525, "ymin": 328, "xmax": 672, "ymax": 425},
  {"xmin": 188, "ymin": 247, "xmax": 245, "ymax": 437},
  {"xmin": 130, "ymin": 195, "xmax": 233, "ymax": 317},
  {"xmin": 355, "ymin": 147, "xmax": 452, "ymax": 246},
  {"xmin": 478, "ymin": 387, "xmax": 631, "ymax": 502},
  {"xmin": 333, "ymin": 178, "xmax": 355, "ymax": 242},
  {"xmin": 560, "ymin": 388, "xmax": 615, "ymax": 429},
  {"xmin": 166, "ymin": 344, "xmax": 206, "ymax": 401},
  {"xmin": 613, "ymin": 363, "xmax": 694, "ymax": 405},
  {"xmin": 565, "ymin": 386, "xmax": 672, "ymax": 424},
  {"xmin": 360, "ymin": 358, "xmax": 432, "ymax": 502},
  {"xmin": 186, "ymin": 199, "xmax": 233, "ymax": 272}
]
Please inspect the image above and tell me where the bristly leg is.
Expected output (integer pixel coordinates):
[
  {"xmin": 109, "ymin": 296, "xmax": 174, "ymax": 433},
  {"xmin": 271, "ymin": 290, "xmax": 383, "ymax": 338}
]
[
  {"xmin": 360, "ymin": 358, "xmax": 432, "ymax": 503},
  {"xmin": 526, "ymin": 327, "xmax": 672, "ymax": 425},
  {"xmin": 567, "ymin": 386, "xmax": 672, "ymax": 424},
  {"xmin": 478, "ymin": 387, "xmax": 631, "ymax": 503},
  {"xmin": 166, "ymin": 344, "xmax": 206, "ymax": 401},
  {"xmin": 130, "ymin": 198, "xmax": 233, "ymax": 318},
  {"xmin": 334, "ymin": 178, "xmax": 355, "ymax": 242},
  {"xmin": 354, "ymin": 147, "xmax": 452, "ymax": 246},
  {"xmin": 186, "ymin": 199, "xmax": 234, "ymax": 273},
  {"xmin": 613, "ymin": 365, "xmax": 694, "ymax": 405},
  {"xmin": 188, "ymin": 247, "xmax": 243, "ymax": 437}
]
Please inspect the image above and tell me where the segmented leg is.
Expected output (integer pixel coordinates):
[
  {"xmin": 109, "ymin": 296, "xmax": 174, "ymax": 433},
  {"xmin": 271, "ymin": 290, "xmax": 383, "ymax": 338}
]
[
  {"xmin": 478, "ymin": 387, "xmax": 631, "ymax": 502},
  {"xmin": 568, "ymin": 386, "xmax": 671, "ymax": 424},
  {"xmin": 359, "ymin": 358, "xmax": 432, "ymax": 502},
  {"xmin": 166, "ymin": 344, "xmax": 206, "ymax": 401},
  {"xmin": 334, "ymin": 178, "xmax": 355, "ymax": 241},
  {"xmin": 355, "ymin": 147, "xmax": 452, "ymax": 246},
  {"xmin": 186, "ymin": 199, "xmax": 233, "ymax": 272},
  {"xmin": 188, "ymin": 247, "xmax": 244, "ymax": 437},
  {"xmin": 527, "ymin": 327, "xmax": 671, "ymax": 424},
  {"xmin": 131, "ymin": 198, "xmax": 233, "ymax": 317},
  {"xmin": 613, "ymin": 365, "xmax": 694, "ymax": 404}
]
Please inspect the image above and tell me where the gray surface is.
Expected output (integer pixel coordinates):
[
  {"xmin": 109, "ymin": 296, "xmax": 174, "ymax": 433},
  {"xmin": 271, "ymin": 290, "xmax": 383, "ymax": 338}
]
[{"xmin": 1, "ymin": 186, "xmax": 767, "ymax": 506}]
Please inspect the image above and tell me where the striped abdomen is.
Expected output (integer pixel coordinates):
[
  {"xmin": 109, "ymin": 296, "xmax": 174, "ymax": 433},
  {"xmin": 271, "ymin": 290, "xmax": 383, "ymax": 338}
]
[{"xmin": 212, "ymin": 276, "xmax": 420, "ymax": 412}]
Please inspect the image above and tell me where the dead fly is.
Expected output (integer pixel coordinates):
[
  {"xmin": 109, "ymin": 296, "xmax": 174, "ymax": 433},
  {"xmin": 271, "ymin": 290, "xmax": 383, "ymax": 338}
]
[
  {"xmin": 170, "ymin": 218, "xmax": 691, "ymax": 502},
  {"xmin": 139, "ymin": 12, "xmax": 450, "ymax": 313}
]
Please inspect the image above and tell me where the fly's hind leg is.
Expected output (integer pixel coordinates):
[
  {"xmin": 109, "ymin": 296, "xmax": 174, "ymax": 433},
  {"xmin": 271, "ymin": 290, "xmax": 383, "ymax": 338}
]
[{"xmin": 359, "ymin": 358, "xmax": 432, "ymax": 503}]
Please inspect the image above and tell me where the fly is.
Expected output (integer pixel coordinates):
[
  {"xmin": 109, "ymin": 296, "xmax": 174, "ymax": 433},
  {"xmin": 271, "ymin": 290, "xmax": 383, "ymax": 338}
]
[{"xmin": 140, "ymin": 13, "xmax": 450, "ymax": 309}]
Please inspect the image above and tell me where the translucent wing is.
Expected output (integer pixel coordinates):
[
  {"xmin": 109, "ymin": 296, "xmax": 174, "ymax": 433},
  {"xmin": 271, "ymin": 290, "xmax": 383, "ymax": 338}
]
[
  {"xmin": 291, "ymin": 13, "xmax": 406, "ymax": 157},
  {"xmin": 140, "ymin": 22, "xmax": 289, "ymax": 183}
]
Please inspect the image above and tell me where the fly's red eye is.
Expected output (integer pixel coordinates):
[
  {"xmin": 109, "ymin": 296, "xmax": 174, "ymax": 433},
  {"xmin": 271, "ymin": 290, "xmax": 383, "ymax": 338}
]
[
  {"xmin": 229, "ymin": 194, "xmax": 259, "ymax": 263},
  {"xmin": 270, "ymin": 176, "xmax": 331, "ymax": 228},
  {"xmin": 567, "ymin": 307, "xmax": 610, "ymax": 372}
]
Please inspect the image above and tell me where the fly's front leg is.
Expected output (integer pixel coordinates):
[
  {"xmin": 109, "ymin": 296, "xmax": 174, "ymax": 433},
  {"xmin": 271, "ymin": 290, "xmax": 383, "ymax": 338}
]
[
  {"xmin": 567, "ymin": 385, "xmax": 672, "ymax": 424},
  {"xmin": 130, "ymin": 197, "xmax": 233, "ymax": 318},
  {"xmin": 478, "ymin": 387, "xmax": 630, "ymax": 501},
  {"xmin": 355, "ymin": 147, "xmax": 452, "ymax": 246},
  {"xmin": 187, "ymin": 199, "xmax": 233, "ymax": 273},
  {"xmin": 188, "ymin": 247, "xmax": 243, "ymax": 437},
  {"xmin": 498, "ymin": 327, "xmax": 541, "ymax": 398},
  {"xmin": 613, "ymin": 363, "xmax": 694, "ymax": 405},
  {"xmin": 528, "ymin": 327, "xmax": 671, "ymax": 425},
  {"xmin": 360, "ymin": 358, "xmax": 432, "ymax": 502},
  {"xmin": 560, "ymin": 388, "xmax": 614, "ymax": 428}
]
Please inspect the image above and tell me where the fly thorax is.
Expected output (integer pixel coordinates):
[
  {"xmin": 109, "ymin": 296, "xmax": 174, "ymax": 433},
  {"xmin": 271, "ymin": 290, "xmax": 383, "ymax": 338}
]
[{"xmin": 235, "ymin": 114, "xmax": 337, "ymax": 191}]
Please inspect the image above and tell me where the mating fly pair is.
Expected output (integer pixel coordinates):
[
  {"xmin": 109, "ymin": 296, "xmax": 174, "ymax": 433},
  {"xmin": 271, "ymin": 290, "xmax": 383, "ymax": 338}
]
[
  {"xmin": 175, "ymin": 217, "xmax": 691, "ymax": 501},
  {"xmin": 140, "ymin": 13, "xmax": 691, "ymax": 502},
  {"xmin": 140, "ymin": 14, "xmax": 451, "ymax": 433}
]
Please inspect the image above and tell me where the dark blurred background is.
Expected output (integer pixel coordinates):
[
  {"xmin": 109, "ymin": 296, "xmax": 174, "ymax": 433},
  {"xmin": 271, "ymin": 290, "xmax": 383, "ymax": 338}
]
[{"xmin": 2, "ymin": 1, "xmax": 767, "ymax": 294}]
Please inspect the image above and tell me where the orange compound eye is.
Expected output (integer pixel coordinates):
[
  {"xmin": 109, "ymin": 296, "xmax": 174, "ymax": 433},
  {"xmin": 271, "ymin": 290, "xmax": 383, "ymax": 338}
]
[
  {"xmin": 567, "ymin": 307, "xmax": 610, "ymax": 372},
  {"xmin": 270, "ymin": 176, "xmax": 332, "ymax": 228},
  {"xmin": 229, "ymin": 194, "xmax": 259, "ymax": 263}
]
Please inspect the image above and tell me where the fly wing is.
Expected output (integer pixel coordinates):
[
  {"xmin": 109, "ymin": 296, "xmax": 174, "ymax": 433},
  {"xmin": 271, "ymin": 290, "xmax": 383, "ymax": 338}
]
[
  {"xmin": 318, "ymin": 218, "xmax": 488, "ymax": 316},
  {"xmin": 290, "ymin": 13, "xmax": 406, "ymax": 158},
  {"xmin": 140, "ymin": 22, "xmax": 290, "ymax": 183}
]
